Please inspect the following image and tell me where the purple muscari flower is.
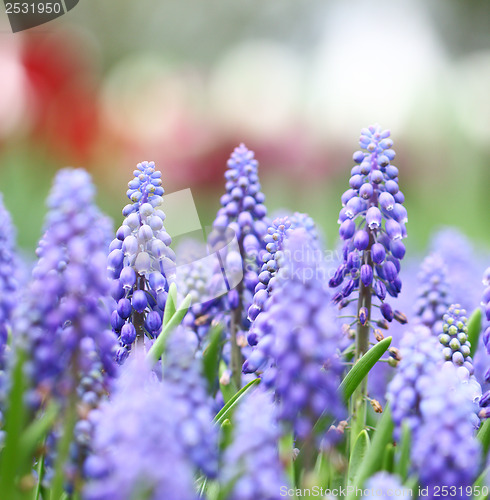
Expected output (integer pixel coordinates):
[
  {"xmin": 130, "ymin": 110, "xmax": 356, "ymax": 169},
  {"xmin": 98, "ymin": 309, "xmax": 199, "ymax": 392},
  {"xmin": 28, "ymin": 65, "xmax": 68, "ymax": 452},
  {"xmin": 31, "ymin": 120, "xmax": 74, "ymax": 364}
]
[
  {"xmin": 16, "ymin": 169, "xmax": 117, "ymax": 405},
  {"xmin": 289, "ymin": 212, "xmax": 322, "ymax": 243},
  {"xmin": 84, "ymin": 358, "xmax": 196, "ymax": 500},
  {"xmin": 109, "ymin": 162, "xmax": 175, "ymax": 359},
  {"xmin": 439, "ymin": 304, "xmax": 475, "ymax": 377},
  {"xmin": 220, "ymin": 388, "xmax": 289, "ymax": 500},
  {"xmin": 247, "ymin": 213, "xmax": 321, "ymax": 343},
  {"xmin": 365, "ymin": 473, "xmax": 404, "ymax": 497},
  {"xmin": 479, "ymin": 267, "xmax": 490, "ymax": 418},
  {"xmin": 412, "ymin": 363, "xmax": 481, "ymax": 496},
  {"xmin": 429, "ymin": 228, "xmax": 482, "ymax": 312},
  {"xmin": 387, "ymin": 326, "xmax": 443, "ymax": 440},
  {"xmin": 331, "ymin": 125, "xmax": 407, "ymax": 336},
  {"xmin": 207, "ymin": 145, "xmax": 269, "ymax": 380},
  {"xmin": 248, "ymin": 230, "xmax": 345, "ymax": 441},
  {"xmin": 0, "ymin": 194, "xmax": 20, "ymax": 364},
  {"xmin": 210, "ymin": 144, "xmax": 269, "ymax": 300},
  {"xmin": 162, "ymin": 327, "xmax": 218, "ymax": 477},
  {"xmin": 247, "ymin": 217, "xmax": 293, "ymax": 325},
  {"xmin": 413, "ymin": 254, "xmax": 452, "ymax": 335}
]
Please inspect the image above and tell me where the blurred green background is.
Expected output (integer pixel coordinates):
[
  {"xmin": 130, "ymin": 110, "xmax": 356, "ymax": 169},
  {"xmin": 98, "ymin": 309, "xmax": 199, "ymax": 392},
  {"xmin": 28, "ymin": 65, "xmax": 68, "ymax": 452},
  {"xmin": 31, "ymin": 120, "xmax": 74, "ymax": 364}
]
[{"xmin": 0, "ymin": 0, "xmax": 489, "ymax": 255}]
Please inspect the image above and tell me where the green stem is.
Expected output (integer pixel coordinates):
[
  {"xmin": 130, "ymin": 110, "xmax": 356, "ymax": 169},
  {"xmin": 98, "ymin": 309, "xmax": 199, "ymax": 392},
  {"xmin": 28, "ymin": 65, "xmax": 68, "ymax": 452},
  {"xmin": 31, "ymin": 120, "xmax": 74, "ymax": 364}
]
[
  {"xmin": 349, "ymin": 237, "xmax": 373, "ymax": 456},
  {"xmin": 50, "ymin": 355, "xmax": 80, "ymax": 500},
  {"xmin": 32, "ymin": 451, "xmax": 45, "ymax": 500},
  {"xmin": 0, "ymin": 349, "xmax": 27, "ymax": 500},
  {"xmin": 230, "ymin": 302, "xmax": 243, "ymax": 390},
  {"xmin": 50, "ymin": 395, "xmax": 77, "ymax": 500}
]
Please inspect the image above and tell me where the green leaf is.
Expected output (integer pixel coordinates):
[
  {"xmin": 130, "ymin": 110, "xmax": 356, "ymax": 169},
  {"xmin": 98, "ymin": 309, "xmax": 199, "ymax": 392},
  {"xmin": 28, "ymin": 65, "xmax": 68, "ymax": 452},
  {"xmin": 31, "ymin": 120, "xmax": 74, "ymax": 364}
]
[
  {"xmin": 214, "ymin": 378, "xmax": 260, "ymax": 425},
  {"xmin": 339, "ymin": 337, "xmax": 392, "ymax": 401},
  {"xmin": 146, "ymin": 293, "xmax": 192, "ymax": 364},
  {"xmin": 280, "ymin": 433, "xmax": 296, "ymax": 486},
  {"xmin": 395, "ymin": 422, "xmax": 411, "ymax": 481},
  {"xmin": 382, "ymin": 443, "xmax": 395, "ymax": 473},
  {"xmin": 19, "ymin": 402, "xmax": 59, "ymax": 467},
  {"xmin": 220, "ymin": 418, "xmax": 233, "ymax": 450},
  {"xmin": 347, "ymin": 405, "xmax": 394, "ymax": 497},
  {"xmin": 163, "ymin": 282, "xmax": 178, "ymax": 326},
  {"xmin": 202, "ymin": 323, "xmax": 224, "ymax": 395},
  {"xmin": 473, "ymin": 466, "xmax": 490, "ymax": 500},
  {"xmin": 0, "ymin": 349, "xmax": 28, "ymax": 500},
  {"xmin": 33, "ymin": 451, "xmax": 46, "ymax": 500},
  {"xmin": 347, "ymin": 429, "xmax": 370, "ymax": 487},
  {"xmin": 477, "ymin": 418, "xmax": 490, "ymax": 457},
  {"xmin": 468, "ymin": 307, "xmax": 482, "ymax": 358}
]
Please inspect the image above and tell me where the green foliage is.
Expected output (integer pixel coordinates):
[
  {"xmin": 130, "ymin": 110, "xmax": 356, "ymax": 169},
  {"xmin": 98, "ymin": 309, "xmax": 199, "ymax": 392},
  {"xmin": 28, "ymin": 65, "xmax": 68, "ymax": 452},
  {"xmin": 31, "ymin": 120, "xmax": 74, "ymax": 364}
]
[
  {"xmin": 339, "ymin": 337, "xmax": 392, "ymax": 401},
  {"xmin": 468, "ymin": 307, "xmax": 482, "ymax": 358}
]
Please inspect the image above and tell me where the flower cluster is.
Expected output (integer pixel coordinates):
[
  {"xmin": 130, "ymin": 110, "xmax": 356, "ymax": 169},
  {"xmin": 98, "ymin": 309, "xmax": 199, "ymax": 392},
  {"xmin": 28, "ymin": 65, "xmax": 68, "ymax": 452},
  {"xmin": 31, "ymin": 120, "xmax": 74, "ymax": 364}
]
[
  {"xmin": 439, "ymin": 304, "xmax": 474, "ymax": 376},
  {"xmin": 221, "ymin": 388, "xmax": 288, "ymax": 500},
  {"xmin": 0, "ymin": 195, "xmax": 20, "ymax": 360},
  {"xmin": 163, "ymin": 327, "xmax": 218, "ymax": 477},
  {"xmin": 17, "ymin": 168, "xmax": 116, "ymax": 404},
  {"xmin": 479, "ymin": 267, "xmax": 490, "ymax": 418},
  {"xmin": 247, "ymin": 213, "xmax": 320, "ymax": 331},
  {"xmin": 330, "ymin": 125, "xmax": 407, "ymax": 327},
  {"xmin": 247, "ymin": 217, "xmax": 293, "ymax": 326},
  {"xmin": 413, "ymin": 253, "xmax": 451, "ymax": 335},
  {"xmin": 412, "ymin": 363, "xmax": 481, "ymax": 495},
  {"xmin": 387, "ymin": 326, "xmax": 443, "ymax": 440},
  {"xmin": 246, "ymin": 229, "xmax": 345, "ymax": 441},
  {"xmin": 84, "ymin": 358, "xmax": 196, "ymax": 500},
  {"xmin": 210, "ymin": 144, "xmax": 269, "ymax": 320},
  {"xmin": 107, "ymin": 161, "xmax": 175, "ymax": 361}
]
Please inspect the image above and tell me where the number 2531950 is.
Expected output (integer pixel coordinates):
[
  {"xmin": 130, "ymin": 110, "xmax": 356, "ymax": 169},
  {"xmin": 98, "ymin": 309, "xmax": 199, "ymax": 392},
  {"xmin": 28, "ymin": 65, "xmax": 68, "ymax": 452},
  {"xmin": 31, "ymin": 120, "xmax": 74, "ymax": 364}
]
[{"xmin": 5, "ymin": 2, "xmax": 62, "ymax": 14}]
